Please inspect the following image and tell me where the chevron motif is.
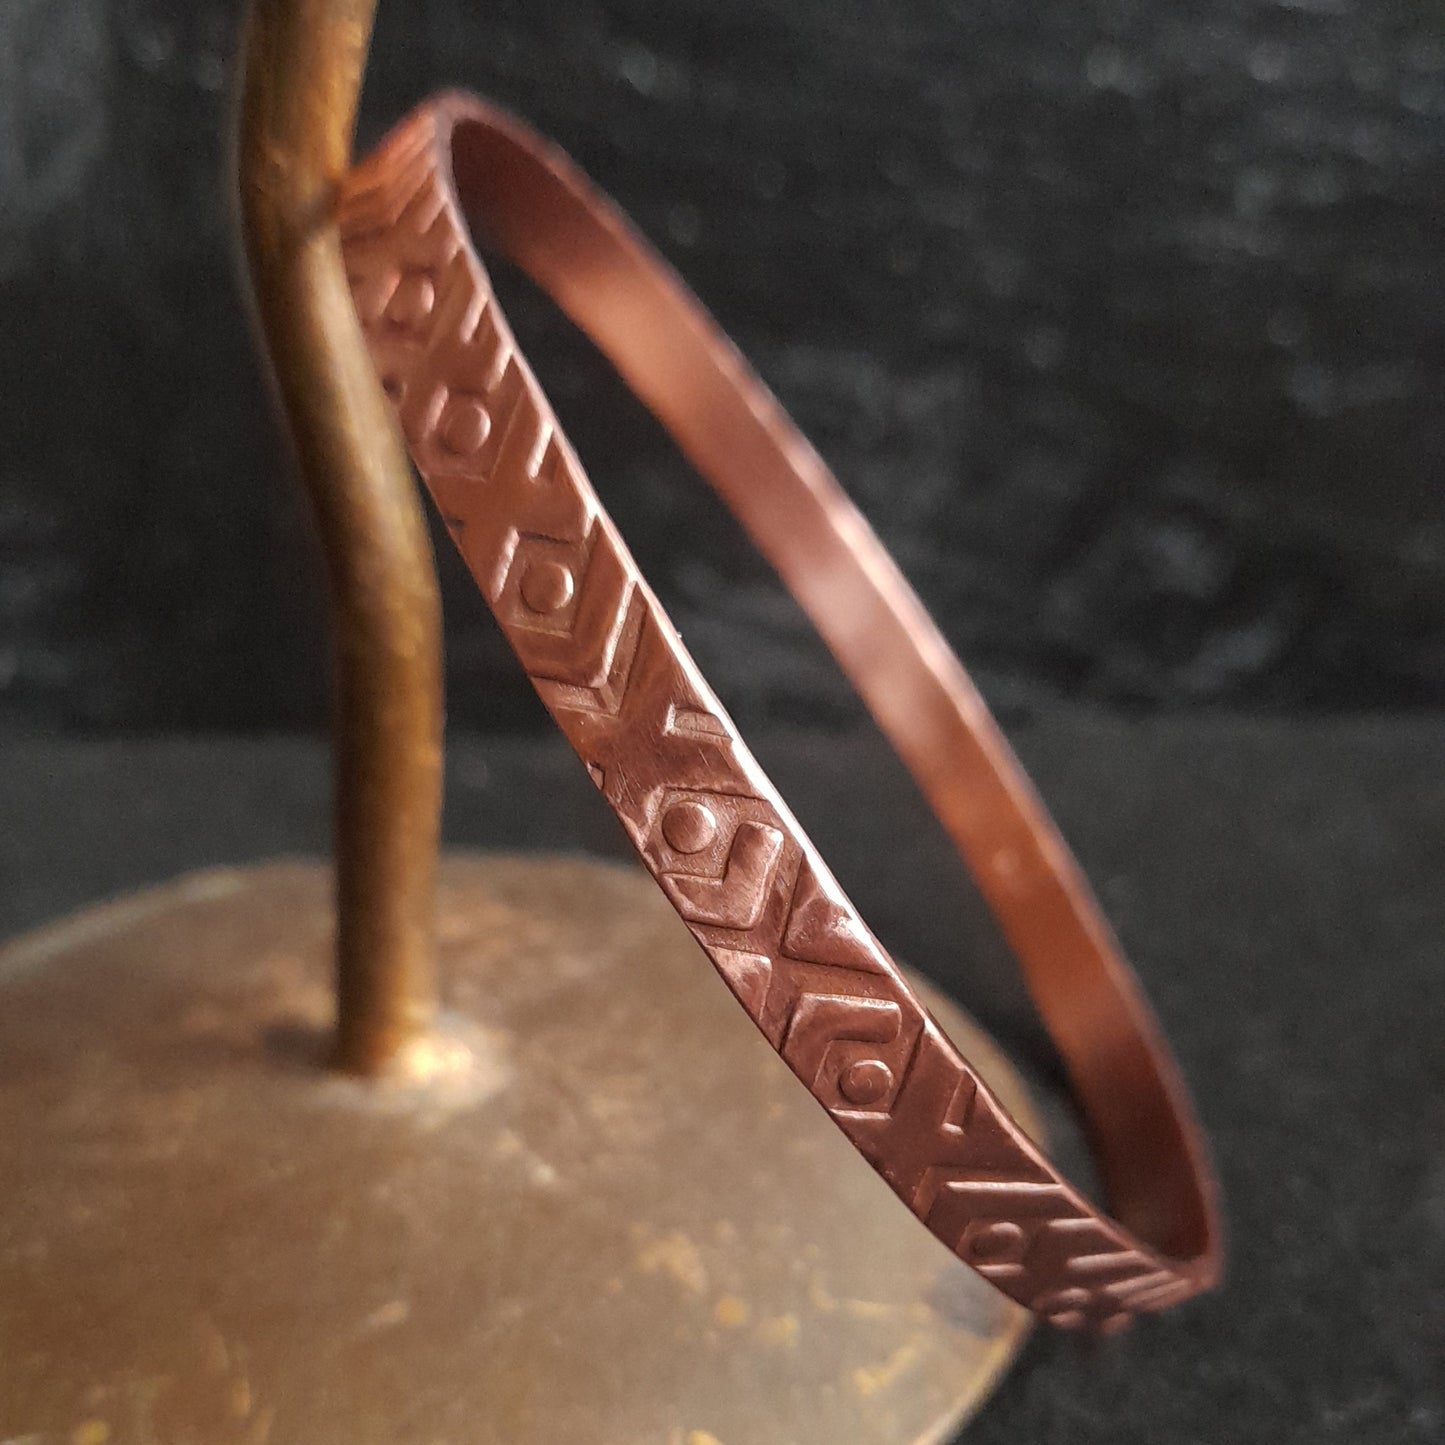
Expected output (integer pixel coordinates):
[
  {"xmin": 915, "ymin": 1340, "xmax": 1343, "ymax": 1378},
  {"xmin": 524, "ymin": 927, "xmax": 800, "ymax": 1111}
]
[
  {"xmin": 710, "ymin": 946, "xmax": 773, "ymax": 1015},
  {"xmin": 339, "ymin": 104, "xmax": 1210, "ymax": 1333},
  {"xmin": 661, "ymin": 820, "xmax": 784, "ymax": 930}
]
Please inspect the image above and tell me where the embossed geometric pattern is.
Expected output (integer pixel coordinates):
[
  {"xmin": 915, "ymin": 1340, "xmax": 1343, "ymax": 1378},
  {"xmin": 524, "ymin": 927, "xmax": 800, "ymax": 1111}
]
[{"xmin": 338, "ymin": 97, "xmax": 1220, "ymax": 1331}]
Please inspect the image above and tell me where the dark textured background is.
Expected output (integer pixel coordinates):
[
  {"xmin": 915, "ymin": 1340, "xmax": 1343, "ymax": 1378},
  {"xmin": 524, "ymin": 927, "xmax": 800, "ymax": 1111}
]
[
  {"xmin": 1, "ymin": 0, "xmax": 1442, "ymax": 732},
  {"xmin": 3, "ymin": 6, "xmax": 1443, "ymax": 1438}
]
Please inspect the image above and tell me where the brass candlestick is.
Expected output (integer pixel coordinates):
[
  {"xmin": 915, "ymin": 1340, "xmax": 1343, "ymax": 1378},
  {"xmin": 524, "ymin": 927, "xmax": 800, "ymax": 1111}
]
[{"xmin": 0, "ymin": 3, "xmax": 1040, "ymax": 1439}]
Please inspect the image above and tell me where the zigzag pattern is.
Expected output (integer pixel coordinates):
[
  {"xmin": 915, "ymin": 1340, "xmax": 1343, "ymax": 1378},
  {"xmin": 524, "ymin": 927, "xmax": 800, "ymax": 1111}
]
[{"xmin": 339, "ymin": 109, "xmax": 1200, "ymax": 1333}]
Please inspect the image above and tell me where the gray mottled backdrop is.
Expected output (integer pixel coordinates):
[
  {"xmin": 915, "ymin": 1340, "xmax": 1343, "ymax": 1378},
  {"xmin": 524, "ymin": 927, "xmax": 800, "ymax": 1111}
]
[{"xmin": 2, "ymin": 0, "xmax": 1442, "ymax": 731}]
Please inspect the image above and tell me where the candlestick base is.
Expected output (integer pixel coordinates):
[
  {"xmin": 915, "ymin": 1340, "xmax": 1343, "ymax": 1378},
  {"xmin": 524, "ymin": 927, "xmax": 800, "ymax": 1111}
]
[{"xmin": 0, "ymin": 854, "xmax": 1039, "ymax": 1444}]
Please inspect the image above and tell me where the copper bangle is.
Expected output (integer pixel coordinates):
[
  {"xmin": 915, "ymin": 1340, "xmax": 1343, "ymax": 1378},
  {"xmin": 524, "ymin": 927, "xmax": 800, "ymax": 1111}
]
[{"xmin": 338, "ymin": 94, "xmax": 1223, "ymax": 1332}]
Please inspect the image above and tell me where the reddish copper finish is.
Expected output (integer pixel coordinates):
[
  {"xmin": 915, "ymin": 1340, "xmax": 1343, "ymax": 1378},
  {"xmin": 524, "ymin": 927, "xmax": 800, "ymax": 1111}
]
[{"xmin": 338, "ymin": 95, "xmax": 1224, "ymax": 1331}]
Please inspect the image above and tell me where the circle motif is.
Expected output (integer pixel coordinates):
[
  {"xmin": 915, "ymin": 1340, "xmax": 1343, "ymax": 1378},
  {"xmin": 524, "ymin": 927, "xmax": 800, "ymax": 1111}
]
[
  {"xmin": 965, "ymin": 1221, "xmax": 1026, "ymax": 1262},
  {"xmin": 439, "ymin": 396, "xmax": 490, "ymax": 456},
  {"xmin": 661, "ymin": 800, "xmax": 718, "ymax": 854},
  {"xmin": 519, "ymin": 560, "xmax": 575, "ymax": 615},
  {"xmin": 387, "ymin": 271, "xmax": 436, "ymax": 328},
  {"xmin": 838, "ymin": 1058, "xmax": 894, "ymax": 1106}
]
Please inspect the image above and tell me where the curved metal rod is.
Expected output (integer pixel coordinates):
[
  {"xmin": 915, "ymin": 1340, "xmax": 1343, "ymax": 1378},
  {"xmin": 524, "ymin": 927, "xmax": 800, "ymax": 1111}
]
[{"xmin": 235, "ymin": 0, "xmax": 442, "ymax": 1074}]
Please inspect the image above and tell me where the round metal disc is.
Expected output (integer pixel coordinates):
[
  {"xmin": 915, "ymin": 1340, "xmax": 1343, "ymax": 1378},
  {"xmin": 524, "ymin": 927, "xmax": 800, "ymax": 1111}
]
[{"xmin": 0, "ymin": 855, "xmax": 1039, "ymax": 1444}]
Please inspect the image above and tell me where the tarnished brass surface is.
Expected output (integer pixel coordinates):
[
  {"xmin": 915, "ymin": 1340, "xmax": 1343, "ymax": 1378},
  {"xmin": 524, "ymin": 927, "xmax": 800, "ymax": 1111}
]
[
  {"xmin": 236, "ymin": 0, "xmax": 443, "ymax": 1074},
  {"xmin": 0, "ymin": 856, "xmax": 1037, "ymax": 1444}
]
